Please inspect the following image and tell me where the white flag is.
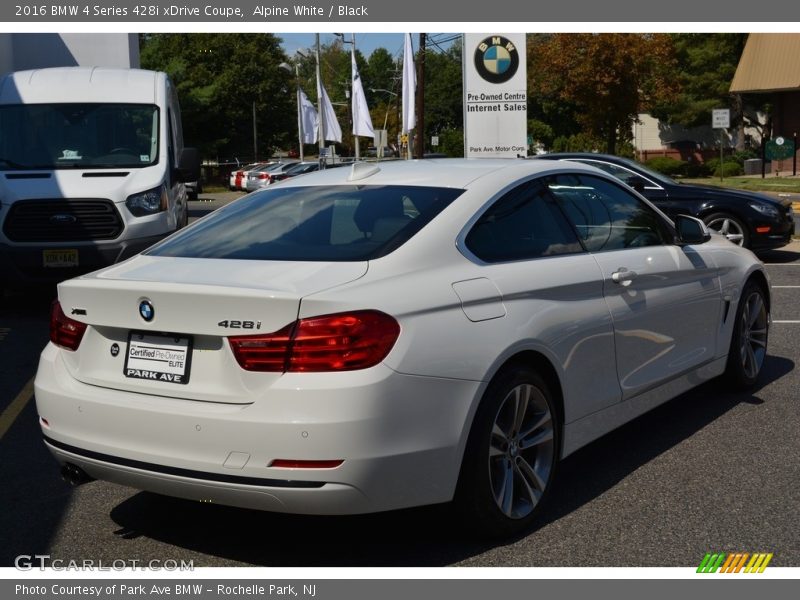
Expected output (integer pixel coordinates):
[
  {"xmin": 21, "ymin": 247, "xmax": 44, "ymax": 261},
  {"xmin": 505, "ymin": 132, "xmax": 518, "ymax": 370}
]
[
  {"xmin": 351, "ymin": 49, "xmax": 374, "ymax": 138},
  {"xmin": 298, "ymin": 88, "xmax": 318, "ymax": 144},
  {"xmin": 317, "ymin": 80, "xmax": 342, "ymax": 143},
  {"xmin": 402, "ymin": 33, "xmax": 416, "ymax": 134}
]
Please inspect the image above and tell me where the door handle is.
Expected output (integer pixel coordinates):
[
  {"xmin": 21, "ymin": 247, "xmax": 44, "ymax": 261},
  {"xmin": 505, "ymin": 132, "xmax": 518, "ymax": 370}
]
[{"xmin": 611, "ymin": 268, "xmax": 637, "ymax": 286}]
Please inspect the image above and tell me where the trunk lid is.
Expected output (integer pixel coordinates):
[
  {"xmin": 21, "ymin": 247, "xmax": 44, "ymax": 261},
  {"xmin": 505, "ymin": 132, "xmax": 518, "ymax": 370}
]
[{"xmin": 57, "ymin": 255, "xmax": 367, "ymax": 403}]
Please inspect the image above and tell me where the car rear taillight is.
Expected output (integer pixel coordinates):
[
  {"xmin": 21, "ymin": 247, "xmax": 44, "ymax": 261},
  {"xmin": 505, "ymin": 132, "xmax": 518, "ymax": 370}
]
[
  {"xmin": 258, "ymin": 173, "xmax": 269, "ymax": 179},
  {"xmin": 228, "ymin": 323, "xmax": 294, "ymax": 372},
  {"xmin": 229, "ymin": 310, "xmax": 400, "ymax": 373},
  {"xmin": 50, "ymin": 301, "xmax": 87, "ymax": 351}
]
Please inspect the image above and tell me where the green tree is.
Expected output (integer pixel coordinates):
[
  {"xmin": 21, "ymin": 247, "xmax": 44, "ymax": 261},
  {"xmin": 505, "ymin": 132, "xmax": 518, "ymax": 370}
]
[
  {"xmin": 650, "ymin": 34, "xmax": 747, "ymax": 128},
  {"xmin": 649, "ymin": 34, "xmax": 771, "ymax": 150},
  {"xmin": 139, "ymin": 33, "xmax": 294, "ymax": 160},
  {"xmin": 424, "ymin": 41, "xmax": 463, "ymax": 138}
]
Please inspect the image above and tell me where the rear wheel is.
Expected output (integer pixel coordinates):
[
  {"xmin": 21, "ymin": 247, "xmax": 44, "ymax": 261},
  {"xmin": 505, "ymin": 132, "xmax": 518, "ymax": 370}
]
[
  {"xmin": 704, "ymin": 212, "xmax": 749, "ymax": 248},
  {"xmin": 455, "ymin": 366, "xmax": 559, "ymax": 537},
  {"xmin": 725, "ymin": 280, "xmax": 769, "ymax": 388}
]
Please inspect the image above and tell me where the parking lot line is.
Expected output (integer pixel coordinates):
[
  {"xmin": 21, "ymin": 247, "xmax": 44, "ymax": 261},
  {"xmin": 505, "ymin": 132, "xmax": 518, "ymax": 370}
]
[
  {"xmin": 0, "ymin": 376, "xmax": 34, "ymax": 441},
  {"xmin": 773, "ymin": 320, "xmax": 800, "ymax": 323},
  {"xmin": 772, "ymin": 286, "xmax": 800, "ymax": 288}
]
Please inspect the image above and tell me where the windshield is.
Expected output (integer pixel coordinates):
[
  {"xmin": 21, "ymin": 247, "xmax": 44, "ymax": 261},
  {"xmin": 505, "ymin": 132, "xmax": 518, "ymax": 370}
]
[
  {"xmin": 0, "ymin": 103, "xmax": 159, "ymax": 170},
  {"xmin": 148, "ymin": 184, "xmax": 464, "ymax": 261}
]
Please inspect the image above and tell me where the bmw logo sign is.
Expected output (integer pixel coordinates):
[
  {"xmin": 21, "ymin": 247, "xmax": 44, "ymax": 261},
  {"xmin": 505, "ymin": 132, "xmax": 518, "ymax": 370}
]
[
  {"xmin": 139, "ymin": 300, "xmax": 155, "ymax": 322},
  {"xmin": 474, "ymin": 36, "xmax": 520, "ymax": 84}
]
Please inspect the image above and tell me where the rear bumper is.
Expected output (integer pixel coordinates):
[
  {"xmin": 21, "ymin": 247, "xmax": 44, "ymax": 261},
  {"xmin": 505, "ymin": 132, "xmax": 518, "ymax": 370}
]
[
  {"xmin": 0, "ymin": 233, "xmax": 166, "ymax": 285},
  {"xmin": 34, "ymin": 343, "xmax": 480, "ymax": 515}
]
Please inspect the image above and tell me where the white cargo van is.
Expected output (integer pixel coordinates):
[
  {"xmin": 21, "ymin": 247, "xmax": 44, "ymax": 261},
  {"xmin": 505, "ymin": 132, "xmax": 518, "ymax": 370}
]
[{"xmin": 0, "ymin": 67, "xmax": 199, "ymax": 285}]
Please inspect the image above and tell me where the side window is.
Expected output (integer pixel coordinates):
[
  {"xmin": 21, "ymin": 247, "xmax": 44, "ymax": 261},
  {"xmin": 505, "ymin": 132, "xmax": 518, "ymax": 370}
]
[
  {"xmin": 546, "ymin": 173, "xmax": 671, "ymax": 252},
  {"xmin": 465, "ymin": 180, "xmax": 584, "ymax": 263},
  {"xmin": 574, "ymin": 160, "xmax": 659, "ymax": 190}
]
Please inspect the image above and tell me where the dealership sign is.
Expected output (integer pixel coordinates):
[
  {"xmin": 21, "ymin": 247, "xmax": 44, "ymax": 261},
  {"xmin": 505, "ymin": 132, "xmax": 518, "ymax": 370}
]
[{"xmin": 463, "ymin": 33, "xmax": 527, "ymax": 158}]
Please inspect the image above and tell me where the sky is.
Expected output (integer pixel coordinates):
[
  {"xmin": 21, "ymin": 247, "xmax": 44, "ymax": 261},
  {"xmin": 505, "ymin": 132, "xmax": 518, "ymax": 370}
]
[{"xmin": 278, "ymin": 33, "xmax": 457, "ymax": 59}]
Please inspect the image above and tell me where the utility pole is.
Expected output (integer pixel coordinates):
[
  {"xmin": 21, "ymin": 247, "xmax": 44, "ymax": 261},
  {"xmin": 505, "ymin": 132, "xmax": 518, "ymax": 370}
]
[
  {"xmin": 315, "ymin": 33, "xmax": 326, "ymax": 169},
  {"xmin": 252, "ymin": 101, "xmax": 257, "ymax": 161},
  {"xmin": 415, "ymin": 33, "xmax": 426, "ymax": 159}
]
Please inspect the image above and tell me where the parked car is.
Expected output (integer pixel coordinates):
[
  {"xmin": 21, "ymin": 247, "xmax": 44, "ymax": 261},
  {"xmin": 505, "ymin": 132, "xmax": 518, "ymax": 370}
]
[
  {"xmin": 364, "ymin": 146, "xmax": 398, "ymax": 158},
  {"xmin": 270, "ymin": 161, "xmax": 320, "ymax": 182},
  {"xmin": 535, "ymin": 153, "xmax": 795, "ymax": 250},
  {"xmin": 37, "ymin": 159, "xmax": 769, "ymax": 537},
  {"xmin": 245, "ymin": 162, "xmax": 298, "ymax": 192},
  {"xmin": 230, "ymin": 162, "xmax": 269, "ymax": 191},
  {"xmin": 269, "ymin": 161, "xmax": 347, "ymax": 183}
]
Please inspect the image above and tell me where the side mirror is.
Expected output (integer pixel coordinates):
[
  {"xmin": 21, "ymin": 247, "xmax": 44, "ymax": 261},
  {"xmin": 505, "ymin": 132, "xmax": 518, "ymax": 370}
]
[
  {"xmin": 176, "ymin": 147, "xmax": 201, "ymax": 183},
  {"xmin": 675, "ymin": 214, "xmax": 711, "ymax": 245}
]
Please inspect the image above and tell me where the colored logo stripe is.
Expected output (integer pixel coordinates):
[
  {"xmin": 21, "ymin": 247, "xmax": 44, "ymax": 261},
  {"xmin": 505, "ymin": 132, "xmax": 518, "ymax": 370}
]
[{"xmin": 697, "ymin": 552, "xmax": 773, "ymax": 573}]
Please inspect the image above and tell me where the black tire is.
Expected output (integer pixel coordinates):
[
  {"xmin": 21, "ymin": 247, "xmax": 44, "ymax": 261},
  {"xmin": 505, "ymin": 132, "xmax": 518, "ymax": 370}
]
[
  {"xmin": 454, "ymin": 365, "xmax": 560, "ymax": 538},
  {"xmin": 724, "ymin": 279, "xmax": 769, "ymax": 389},
  {"xmin": 178, "ymin": 202, "xmax": 189, "ymax": 229},
  {"xmin": 703, "ymin": 212, "xmax": 750, "ymax": 248}
]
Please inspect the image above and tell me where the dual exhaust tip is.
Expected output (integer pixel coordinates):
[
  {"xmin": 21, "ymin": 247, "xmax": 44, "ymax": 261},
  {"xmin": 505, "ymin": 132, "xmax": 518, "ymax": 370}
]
[{"xmin": 60, "ymin": 463, "xmax": 94, "ymax": 487}]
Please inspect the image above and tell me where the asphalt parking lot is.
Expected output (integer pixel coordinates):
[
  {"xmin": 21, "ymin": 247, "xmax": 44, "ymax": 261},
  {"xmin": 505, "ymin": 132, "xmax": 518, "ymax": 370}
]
[{"xmin": 1, "ymin": 202, "xmax": 798, "ymax": 567}]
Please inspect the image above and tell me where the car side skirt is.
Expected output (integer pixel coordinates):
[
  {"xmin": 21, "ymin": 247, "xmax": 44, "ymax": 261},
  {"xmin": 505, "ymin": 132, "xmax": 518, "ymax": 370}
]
[{"xmin": 562, "ymin": 356, "xmax": 727, "ymax": 457}]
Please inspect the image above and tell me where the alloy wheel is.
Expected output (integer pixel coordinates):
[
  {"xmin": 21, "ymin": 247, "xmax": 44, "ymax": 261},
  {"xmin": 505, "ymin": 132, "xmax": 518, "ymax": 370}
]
[
  {"xmin": 488, "ymin": 383, "xmax": 555, "ymax": 520},
  {"xmin": 706, "ymin": 216, "xmax": 745, "ymax": 246},
  {"xmin": 739, "ymin": 290, "xmax": 768, "ymax": 380}
]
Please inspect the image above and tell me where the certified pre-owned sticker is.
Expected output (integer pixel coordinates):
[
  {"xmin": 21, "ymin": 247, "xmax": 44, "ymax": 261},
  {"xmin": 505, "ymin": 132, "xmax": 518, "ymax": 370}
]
[{"xmin": 124, "ymin": 332, "xmax": 192, "ymax": 384}]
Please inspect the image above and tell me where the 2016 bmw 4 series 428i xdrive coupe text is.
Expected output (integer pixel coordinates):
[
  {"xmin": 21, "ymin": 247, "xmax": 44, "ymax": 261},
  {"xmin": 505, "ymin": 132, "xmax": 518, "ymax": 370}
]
[{"xmin": 35, "ymin": 159, "xmax": 770, "ymax": 536}]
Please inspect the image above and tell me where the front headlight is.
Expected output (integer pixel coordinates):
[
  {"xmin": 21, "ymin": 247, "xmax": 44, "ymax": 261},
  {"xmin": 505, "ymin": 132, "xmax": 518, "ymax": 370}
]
[
  {"xmin": 748, "ymin": 201, "xmax": 779, "ymax": 219},
  {"xmin": 126, "ymin": 185, "xmax": 168, "ymax": 217}
]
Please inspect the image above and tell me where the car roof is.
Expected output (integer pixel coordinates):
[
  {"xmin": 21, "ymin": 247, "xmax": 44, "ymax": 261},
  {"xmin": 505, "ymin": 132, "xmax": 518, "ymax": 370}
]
[{"xmin": 276, "ymin": 158, "xmax": 601, "ymax": 189}]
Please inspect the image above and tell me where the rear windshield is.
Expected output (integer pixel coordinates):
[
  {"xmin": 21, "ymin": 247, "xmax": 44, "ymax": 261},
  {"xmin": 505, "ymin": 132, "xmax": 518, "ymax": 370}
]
[{"xmin": 147, "ymin": 185, "xmax": 464, "ymax": 261}]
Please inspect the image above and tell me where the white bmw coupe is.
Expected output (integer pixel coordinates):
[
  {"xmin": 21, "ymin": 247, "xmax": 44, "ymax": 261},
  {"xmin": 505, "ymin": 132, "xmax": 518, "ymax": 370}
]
[{"xmin": 35, "ymin": 159, "xmax": 769, "ymax": 536}]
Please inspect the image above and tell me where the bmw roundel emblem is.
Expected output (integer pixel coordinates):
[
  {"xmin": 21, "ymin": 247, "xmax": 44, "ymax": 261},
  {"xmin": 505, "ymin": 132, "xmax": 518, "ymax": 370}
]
[
  {"xmin": 474, "ymin": 35, "xmax": 520, "ymax": 84},
  {"xmin": 139, "ymin": 300, "xmax": 154, "ymax": 322}
]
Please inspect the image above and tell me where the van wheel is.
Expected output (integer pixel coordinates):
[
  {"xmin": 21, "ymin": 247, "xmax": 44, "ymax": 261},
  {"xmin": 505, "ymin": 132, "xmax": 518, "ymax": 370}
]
[
  {"xmin": 725, "ymin": 280, "xmax": 769, "ymax": 388},
  {"xmin": 179, "ymin": 203, "xmax": 189, "ymax": 229},
  {"xmin": 455, "ymin": 366, "xmax": 559, "ymax": 537}
]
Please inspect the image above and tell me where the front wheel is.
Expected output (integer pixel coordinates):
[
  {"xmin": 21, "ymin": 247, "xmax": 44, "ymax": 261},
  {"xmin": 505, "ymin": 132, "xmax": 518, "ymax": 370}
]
[
  {"xmin": 704, "ymin": 212, "xmax": 749, "ymax": 248},
  {"xmin": 725, "ymin": 280, "xmax": 769, "ymax": 388},
  {"xmin": 455, "ymin": 366, "xmax": 559, "ymax": 537}
]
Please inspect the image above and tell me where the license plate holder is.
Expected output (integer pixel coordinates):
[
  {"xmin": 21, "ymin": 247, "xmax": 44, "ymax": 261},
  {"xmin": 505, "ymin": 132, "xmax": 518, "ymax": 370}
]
[{"xmin": 124, "ymin": 331, "xmax": 193, "ymax": 385}]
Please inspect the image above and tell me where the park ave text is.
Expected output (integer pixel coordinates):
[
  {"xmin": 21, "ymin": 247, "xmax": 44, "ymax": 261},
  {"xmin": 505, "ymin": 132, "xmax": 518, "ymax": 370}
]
[{"xmin": 16, "ymin": 584, "xmax": 317, "ymax": 597}]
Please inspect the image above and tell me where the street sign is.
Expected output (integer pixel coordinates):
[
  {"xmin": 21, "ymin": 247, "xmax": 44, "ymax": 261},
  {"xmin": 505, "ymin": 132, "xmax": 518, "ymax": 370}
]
[
  {"xmin": 431, "ymin": 136, "xmax": 439, "ymax": 147},
  {"xmin": 765, "ymin": 137, "xmax": 795, "ymax": 161},
  {"xmin": 712, "ymin": 109, "xmax": 730, "ymax": 129}
]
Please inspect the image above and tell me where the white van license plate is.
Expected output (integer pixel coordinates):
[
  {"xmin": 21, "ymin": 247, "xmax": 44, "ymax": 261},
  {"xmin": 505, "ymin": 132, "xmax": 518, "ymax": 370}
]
[
  {"xmin": 43, "ymin": 249, "xmax": 78, "ymax": 268},
  {"xmin": 124, "ymin": 332, "xmax": 192, "ymax": 385}
]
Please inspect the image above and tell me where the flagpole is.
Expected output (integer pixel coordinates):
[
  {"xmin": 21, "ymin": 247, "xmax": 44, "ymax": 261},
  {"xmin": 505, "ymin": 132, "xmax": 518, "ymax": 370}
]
[
  {"xmin": 315, "ymin": 33, "xmax": 325, "ymax": 169},
  {"xmin": 295, "ymin": 64, "xmax": 303, "ymax": 162},
  {"xmin": 352, "ymin": 33, "xmax": 360, "ymax": 160}
]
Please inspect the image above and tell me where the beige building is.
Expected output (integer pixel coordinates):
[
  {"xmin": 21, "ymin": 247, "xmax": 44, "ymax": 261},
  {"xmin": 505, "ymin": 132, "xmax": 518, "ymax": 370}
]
[{"xmin": 730, "ymin": 33, "xmax": 800, "ymax": 163}]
